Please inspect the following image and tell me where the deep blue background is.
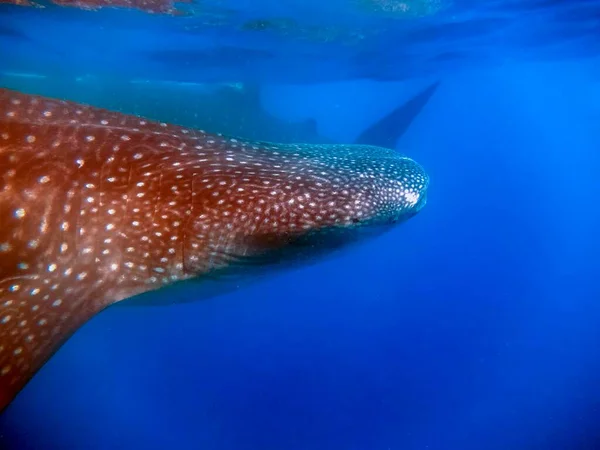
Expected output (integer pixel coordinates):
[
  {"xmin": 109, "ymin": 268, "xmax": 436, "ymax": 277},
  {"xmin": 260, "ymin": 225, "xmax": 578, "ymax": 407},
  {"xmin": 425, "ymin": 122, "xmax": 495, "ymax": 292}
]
[
  {"xmin": 2, "ymin": 0, "xmax": 600, "ymax": 445},
  {"xmin": 1, "ymin": 61, "xmax": 600, "ymax": 449}
]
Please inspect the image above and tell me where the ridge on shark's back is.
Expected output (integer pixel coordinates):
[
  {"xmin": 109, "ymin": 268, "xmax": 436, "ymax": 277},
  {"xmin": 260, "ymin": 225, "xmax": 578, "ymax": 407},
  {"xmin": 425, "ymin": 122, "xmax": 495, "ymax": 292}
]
[{"xmin": 0, "ymin": 87, "xmax": 429, "ymax": 412}]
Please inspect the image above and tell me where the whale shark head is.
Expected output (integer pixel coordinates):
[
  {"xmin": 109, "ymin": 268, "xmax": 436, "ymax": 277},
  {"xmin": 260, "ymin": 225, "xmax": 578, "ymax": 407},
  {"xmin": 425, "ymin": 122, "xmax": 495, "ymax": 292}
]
[
  {"xmin": 184, "ymin": 142, "xmax": 429, "ymax": 276},
  {"xmin": 0, "ymin": 87, "xmax": 428, "ymax": 411}
]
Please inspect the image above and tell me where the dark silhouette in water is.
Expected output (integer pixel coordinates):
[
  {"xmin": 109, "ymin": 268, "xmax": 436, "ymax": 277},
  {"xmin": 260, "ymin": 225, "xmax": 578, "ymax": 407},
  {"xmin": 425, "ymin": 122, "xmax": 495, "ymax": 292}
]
[
  {"xmin": 0, "ymin": 74, "xmax": 439, "ymax": 149},
  {"xmin": 355, "ymin": 81, "xmax": 440, "ymax": 148},
  {"xmin": 0, "ymin": 25, "xmax": 30, "ymax": 42}
]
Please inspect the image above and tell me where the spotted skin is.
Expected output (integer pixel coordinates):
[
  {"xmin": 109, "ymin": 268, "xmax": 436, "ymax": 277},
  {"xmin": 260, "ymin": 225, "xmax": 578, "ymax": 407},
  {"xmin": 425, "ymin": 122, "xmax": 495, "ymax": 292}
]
[{"xmin": 0, "ymin": 87, "xmax": 428, "ymax": 411}]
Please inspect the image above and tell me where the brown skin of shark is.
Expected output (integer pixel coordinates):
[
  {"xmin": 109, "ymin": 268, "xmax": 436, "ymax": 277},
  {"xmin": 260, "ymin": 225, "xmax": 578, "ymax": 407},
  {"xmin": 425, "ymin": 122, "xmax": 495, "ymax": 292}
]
[
  {"xmin": 0, "ymin": 0, "xmax": 191, "ymax": 14},
  {"xmin": 0, "ymin": 88, "xmax": 428, "ymax": 411}
]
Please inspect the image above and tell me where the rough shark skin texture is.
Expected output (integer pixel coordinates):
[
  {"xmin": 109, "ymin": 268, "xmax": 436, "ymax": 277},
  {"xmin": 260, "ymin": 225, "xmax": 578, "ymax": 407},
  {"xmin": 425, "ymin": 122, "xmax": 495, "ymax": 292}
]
[{"xmin": 0, "ymin": 87, "xmax": 428, "ymax": 411}]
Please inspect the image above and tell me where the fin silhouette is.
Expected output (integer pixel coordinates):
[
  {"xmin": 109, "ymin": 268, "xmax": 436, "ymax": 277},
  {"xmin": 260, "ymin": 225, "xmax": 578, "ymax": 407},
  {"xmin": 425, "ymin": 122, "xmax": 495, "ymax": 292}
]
[{"xmin": 355, "ymin": 81, "xmax": 440, "ymax": 149}]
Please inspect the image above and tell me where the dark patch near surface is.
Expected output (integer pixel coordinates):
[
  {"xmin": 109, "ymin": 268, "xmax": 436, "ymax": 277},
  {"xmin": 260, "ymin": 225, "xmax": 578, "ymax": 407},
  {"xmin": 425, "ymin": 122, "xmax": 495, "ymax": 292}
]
[
  {"xmin": 429, "ymin": 51, "xmax": 471, "ymax": 62},
  {"xmin": 550, "ymin": 4, "xmax": 600, "ymax": 23},
  {"xmin": 0, "ymin": 24, "xmax": 29, "ymax": 41},
  {"xmin": 146, "ymin": 46, "xmax": 276, "ymax": 67},
  {"xmin": 241, "ymin": 17, "xmax": 297, "ymax": 32},
  {"xmin": 402, "ymin": 17, "xmax": 511, "ymax": 43},
  {"xmin": 3, "ymin": 0, "xmax": 600, "ymax": 83},
  {"xmin": 517, "ymin": 25, "xmax": 592, "ymax": 48}
]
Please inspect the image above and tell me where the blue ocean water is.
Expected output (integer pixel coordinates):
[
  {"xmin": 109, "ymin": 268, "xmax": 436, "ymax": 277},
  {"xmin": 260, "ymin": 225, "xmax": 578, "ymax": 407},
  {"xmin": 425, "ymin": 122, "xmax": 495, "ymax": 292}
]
[{"xmin": 1, "ymin": 1, "xmax": 600, "ymax": 449}]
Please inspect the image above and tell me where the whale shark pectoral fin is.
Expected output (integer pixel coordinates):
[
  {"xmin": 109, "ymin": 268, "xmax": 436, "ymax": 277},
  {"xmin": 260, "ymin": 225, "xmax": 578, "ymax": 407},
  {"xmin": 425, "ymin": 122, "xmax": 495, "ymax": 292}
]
[
  {"xmin": 355, "ymin": 81, "xmax": 441, "ymax": 149},
  {"xmin": 0, "ymin": 276, "xmax": 112, "ymax": 412}
]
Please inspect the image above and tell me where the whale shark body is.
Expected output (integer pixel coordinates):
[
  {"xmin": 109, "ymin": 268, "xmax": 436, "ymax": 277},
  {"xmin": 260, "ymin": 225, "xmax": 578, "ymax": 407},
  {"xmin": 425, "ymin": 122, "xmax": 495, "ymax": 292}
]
[{"xmin": 0, "ymin": 87, "xmax": 429, "ymax": 411}]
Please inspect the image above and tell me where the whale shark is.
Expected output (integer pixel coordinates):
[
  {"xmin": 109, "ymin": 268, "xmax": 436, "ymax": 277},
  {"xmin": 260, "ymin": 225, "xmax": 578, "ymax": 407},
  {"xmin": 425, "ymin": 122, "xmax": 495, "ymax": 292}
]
[{"xmin": 0, "ymin": 87, "xmax": 428, "ymax": 412}]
